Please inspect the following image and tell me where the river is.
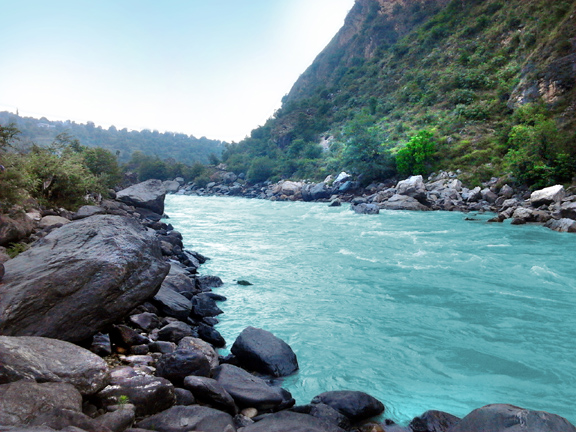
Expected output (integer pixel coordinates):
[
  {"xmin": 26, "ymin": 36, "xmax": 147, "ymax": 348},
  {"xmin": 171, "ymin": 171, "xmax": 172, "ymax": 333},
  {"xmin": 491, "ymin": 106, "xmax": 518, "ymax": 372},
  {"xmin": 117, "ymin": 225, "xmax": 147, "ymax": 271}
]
[{"xmin": 164, "ymin": 194, "xmax": 576, "ymax": 425}]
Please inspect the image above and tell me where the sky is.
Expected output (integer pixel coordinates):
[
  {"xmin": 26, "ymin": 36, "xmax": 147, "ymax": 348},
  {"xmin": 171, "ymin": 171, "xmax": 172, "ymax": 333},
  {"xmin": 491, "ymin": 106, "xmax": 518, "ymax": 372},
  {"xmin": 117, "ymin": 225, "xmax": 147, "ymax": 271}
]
[{"xmin": 0, "ymin": 0, "xmax": 355, "ymax": 142}]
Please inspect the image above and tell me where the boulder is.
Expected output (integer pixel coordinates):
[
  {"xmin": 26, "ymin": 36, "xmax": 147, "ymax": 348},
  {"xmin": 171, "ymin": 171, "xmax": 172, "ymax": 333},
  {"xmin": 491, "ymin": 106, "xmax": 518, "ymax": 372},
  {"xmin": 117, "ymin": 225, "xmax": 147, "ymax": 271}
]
[
  {"xmin": 0, "ymin": 336, "xmax": 109, "ymax": 395},
  {"xmin": 481, "ymin": 188, "xmax": 498, "ymax": 204},
  {"xmin": 163, "ymin": 180, "xmax": 181, "ymax": 194},
  {"xmin": 560, "ymin": 201, "xmax": 576, "ymax": 220},
  {"xmin": 38, "ymin": 215, "xmax": 71, "ymax": 229},
  {"xmin": 95, "ymin": 367, "xmax": 175, "ymax": 417},
  {"xmin": 182, "ymin": 376, "xmax": 237, "ymax": 415},
  {"xmin": 153, "ymin": 285, "xmax": 193, "ymax": 320},
  {"xmin": 311, "ymin": 390, "xmax": 385, "ymax": 422},
  {"xmin": 135, "ymin": 405, "xmax": 235, "ymax": 432},
  {"xmin": 73, "ymin": 205, "xmax": 106, "ymax": 220},
  {"xmin": 380, "ymin": 195, "xmax": 430, "ymax": 211},
  {"xmin": 0, "ymin": 215, "xmax": 169, "ymax": 342},
  {"xmin": 174, "ymin": 388, "xmax": 195, "ymax": 406},
  {"xmin": 396, "ymin": 176, "xmax": 427, "ymax": 202},
  {"xmin": 178, "ymin": 337, "xmax": 219, "ymax": 369},
  {"xmin": 279, "ymin": 181, "xmax": 303, "ymax": 196},
  {"xmin": 197, "ymin": 323, "xmax": 226, "ymax": 348},
  {"xmin": 449, "ymin": 404, "xmax": 576, "ymax": 432},
  {"xmin": 0, "ymin": 381, "xmax": 82, "ymax": 427},
  {"xmin": 94, "ymin": 407, "xmax": 136, "ymax": 432},
  {"xmin": 544, "ymin": 218, "xmax": 576, "ymax": 233},
  {"xmin": 352, "ymin": 203, "xmax": 380, "ymax": 214},
  {"xmin": 309, "ymin": 183, "xmax": 332, "ymax": 200},
  {"xmin": 530, "ymin": 185, "xmax": 565, "ymax": 207},
  {"xmin": 212, "ymin": 364, "xmax": 287, "ymax": 410},
  {"xmin": 155, "ymin": 349, "xmax": 211, "ymax": 384},
  {"xmin": 499, "ymin": 184, "xmax": 514, "ymax": 198},
  {"xmin": 157, "ymin": 321, "xmax": 196, "ymax": 343},
  {"xmin": 129, "ymin": 312, "xmax": 160, "ymax": 332},
  {"xmin": 230, "ymin": 327, "xmax": 298, "ymax": 377},
  {"xmin": 409, "ymin": 410, "xmax": 461, "ymax": 432},
  {"xmin": 191, "ymin": 293, "xmax": 224, "ymax": 318},
  {"xmin": 27, "ymin": 408, "xmax": 103, "ymax": 432},
  {"xmin": 0, "ymin": 213, "xmax": 35, "ymax": 247},
  {"xmin": 240, "ymin": 411, "xmax": 345, "ymax": 432},
  {"xmin": 116, "ymin": 179, "xmax": 167, "ymax": 214},
  {"xmin": 196, "ymin": 275, "xmax": 224, "ymax": 290}
]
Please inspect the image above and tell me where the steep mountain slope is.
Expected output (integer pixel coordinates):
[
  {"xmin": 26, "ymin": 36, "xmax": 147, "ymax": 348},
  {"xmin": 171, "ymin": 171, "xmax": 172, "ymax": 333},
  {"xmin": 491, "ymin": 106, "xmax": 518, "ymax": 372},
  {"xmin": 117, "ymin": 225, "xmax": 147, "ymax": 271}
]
[{"xmin": 223, "ymin": 0, "xmax": 576, "ymax": 186}]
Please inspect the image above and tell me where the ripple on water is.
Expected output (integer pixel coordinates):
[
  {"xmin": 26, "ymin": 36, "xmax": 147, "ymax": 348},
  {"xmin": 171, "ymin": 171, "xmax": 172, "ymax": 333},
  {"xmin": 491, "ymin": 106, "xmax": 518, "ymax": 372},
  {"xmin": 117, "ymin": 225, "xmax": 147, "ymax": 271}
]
[{"xmin": 164, "ymin": 195, "xmax": 576, "ymax": 425}]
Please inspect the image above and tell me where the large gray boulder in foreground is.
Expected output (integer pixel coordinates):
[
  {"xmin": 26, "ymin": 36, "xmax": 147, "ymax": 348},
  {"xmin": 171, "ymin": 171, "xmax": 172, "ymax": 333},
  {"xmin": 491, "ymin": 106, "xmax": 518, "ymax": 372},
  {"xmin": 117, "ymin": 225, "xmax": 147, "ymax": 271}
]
[
  {"xmin": 0, "ymin": 215, "xmax": 169, "ymax": 342},
  {"xmin": 449, "ymin": 404, "xmax": 576, "ymax": 432},
  {"xmin": 0, "ymin": 336, "xmax": 109, "ymax": 395},
  {"xmin": 116, "ymin": 179, "xmax": 167, "ymax": 214},
  {"xmin": 231, "ymin": 326, "xmax": 298, "ymax": 377}
]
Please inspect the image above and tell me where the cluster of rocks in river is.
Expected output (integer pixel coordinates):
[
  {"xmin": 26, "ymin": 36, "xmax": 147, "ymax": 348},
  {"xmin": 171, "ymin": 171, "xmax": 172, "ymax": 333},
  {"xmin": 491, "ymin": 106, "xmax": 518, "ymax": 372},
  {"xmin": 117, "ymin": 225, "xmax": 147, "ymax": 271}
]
[
  {"xmin": 1, "ymin": 179, "xmax": 575, "ymax": 432},
  {"xmin": 172, "ymin": 169, "xmax": 576, "ymax": 233}
]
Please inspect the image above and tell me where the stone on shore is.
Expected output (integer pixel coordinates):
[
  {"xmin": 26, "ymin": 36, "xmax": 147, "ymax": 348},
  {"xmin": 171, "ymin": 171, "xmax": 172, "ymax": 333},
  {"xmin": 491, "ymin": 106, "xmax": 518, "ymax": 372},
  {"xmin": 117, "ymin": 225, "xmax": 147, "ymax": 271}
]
[
  {"xmin": 240, "ymin": 410, "xmax": 346, "ymax": 432},
  {"xmin": 95, "ymin": 367, "xmax": 175, "ymax": 417},
  {"xmin": 530, "ymin": 185, "xmax": 565, "ymax": 207},
  {"xmin": 0, "ymin": 215, "xmax": 169, "ymax": 342},
  {"xmin": 0, "ymin": 336, "xmax": 109, "ymax": 395},
  {"xmin": 182, "ymin": 376, "xmax": 237, "ymax": 415},
  {"xmin": 178, "ymin": 337, "xmax": 220, "ymax": 369},
  {"xmin": 544, "ymin": 218, "xmax": 576, "ymax": 233},
  {"xmin": 155, "ymin": 349, "xmax": 211, "ymax": 384},
  {"xmin": 116, "ymin": 179, "xmax": 167, "ymax": 215},
  {"xmin": 380, "ymin": 195, "xmax": 430, "ymax": 211},
  {"xmin": 153, "ymin": 285, "xmax": 193, "ymax": 321},
  {"xmin": 135, "ymin": 405, "xmax": 235, "ymax": 432},
  {"xmin": 0, "ymin": 212, "xmax": 35, "ymax": 246},
  {"xmin": 449, "ymin": 404, "xmax": 576, "ymax": 432},
  {"xmin": 409, "ymin": 410, "xmax": 461, "ymax": 432},
  {"xmin": 230, "ymin": 326, "xmax": 298, "ymax": 377},
  {"xmin": 0, "ymin": 381, "xmax": 82, "ymax": 427},
  {"xmin": 213, "ymin": 364, "xmax": 290, "ymax": 410},
  {"xmin": 311, "ymin": 390, "xmax": 385, "ymax": 422},
  {"xmin": 352, "ymin": 203, "xmax": 380, "ymax": 214},
  {"xmin": 396, "ymin": 175, "xmax": 427, "ymax": 202}
]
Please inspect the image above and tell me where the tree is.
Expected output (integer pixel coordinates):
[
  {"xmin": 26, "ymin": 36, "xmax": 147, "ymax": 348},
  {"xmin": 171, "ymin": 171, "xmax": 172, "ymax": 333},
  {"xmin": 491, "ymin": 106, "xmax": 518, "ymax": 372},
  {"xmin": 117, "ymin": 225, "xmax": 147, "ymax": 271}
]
[
  {"xmin": 340, "ymin": 112, "xmax": 395, "ymax": 183},
  {"xmin": 396, "ymin": 130, "xmax": 436, "ymax": 176},
  {"xmin": 0, "ymin": 123, "xmax": 20, "ymax": 151}
]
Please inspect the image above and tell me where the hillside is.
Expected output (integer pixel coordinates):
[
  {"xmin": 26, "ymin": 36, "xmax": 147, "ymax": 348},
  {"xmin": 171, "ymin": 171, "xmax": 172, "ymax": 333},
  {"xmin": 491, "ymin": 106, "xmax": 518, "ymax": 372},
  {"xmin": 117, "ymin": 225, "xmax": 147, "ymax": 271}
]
[
  {"xmin": 0, "ymin": 111, "xmax": 225, "ymax": 166},
  {"xmin": 223, "ymin": 0, "xmax": 576, "ymax": 187}
]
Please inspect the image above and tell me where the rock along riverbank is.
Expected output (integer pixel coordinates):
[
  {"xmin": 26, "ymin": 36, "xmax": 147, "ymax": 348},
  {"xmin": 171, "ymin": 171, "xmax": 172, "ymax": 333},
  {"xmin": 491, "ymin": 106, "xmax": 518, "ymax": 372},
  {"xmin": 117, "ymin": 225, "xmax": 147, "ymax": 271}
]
[{"xmin": 0, "ymin": 178, "xmax": 575, "ymax": 432}]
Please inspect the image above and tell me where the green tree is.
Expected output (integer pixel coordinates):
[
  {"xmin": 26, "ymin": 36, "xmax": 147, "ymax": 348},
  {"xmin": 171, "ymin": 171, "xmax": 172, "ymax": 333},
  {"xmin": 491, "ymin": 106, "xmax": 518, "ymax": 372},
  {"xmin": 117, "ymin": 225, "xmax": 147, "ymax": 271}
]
[
  {"xmin": 0, "ymin": 123, "xmax": 20, "ymax": 151},
  {"xmin": 396, "ymin": 130, "xmax": 436, "ymax": 176},
  {"xmin": 340, "ymin": 112, "xmax": 394, "ymax": 183},
  {"xmin": 247, "ymin": 156, "xmax": 275, "ymax": 183}
]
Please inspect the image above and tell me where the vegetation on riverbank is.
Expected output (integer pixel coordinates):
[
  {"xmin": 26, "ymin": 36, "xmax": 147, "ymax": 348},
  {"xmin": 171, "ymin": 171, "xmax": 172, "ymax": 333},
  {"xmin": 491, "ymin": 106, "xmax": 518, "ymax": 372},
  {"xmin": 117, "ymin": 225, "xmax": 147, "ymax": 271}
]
[{"xmin": 222, "ymin": 0, "xmax": 576, "ymax": 187}]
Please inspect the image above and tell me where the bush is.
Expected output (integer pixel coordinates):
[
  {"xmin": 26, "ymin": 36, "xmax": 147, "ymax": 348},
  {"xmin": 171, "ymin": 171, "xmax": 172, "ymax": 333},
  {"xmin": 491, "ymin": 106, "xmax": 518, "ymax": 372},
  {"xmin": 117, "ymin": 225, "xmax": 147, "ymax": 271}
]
[
  {"xmin": 396, "ymin": 130, "xmax": 436, "ymax": 176},
  {"xmin": 247, "ymin": 156, "xmax": 275, "ymax": 184}
]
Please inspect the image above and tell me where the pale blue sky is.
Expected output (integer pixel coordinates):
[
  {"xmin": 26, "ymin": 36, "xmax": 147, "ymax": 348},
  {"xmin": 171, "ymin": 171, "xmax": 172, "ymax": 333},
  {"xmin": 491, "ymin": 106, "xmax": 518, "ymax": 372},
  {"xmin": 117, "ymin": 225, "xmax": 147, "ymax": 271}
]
[{"xmin": 0, "ymin": 1, "xmax": 354, "ymax": 142}]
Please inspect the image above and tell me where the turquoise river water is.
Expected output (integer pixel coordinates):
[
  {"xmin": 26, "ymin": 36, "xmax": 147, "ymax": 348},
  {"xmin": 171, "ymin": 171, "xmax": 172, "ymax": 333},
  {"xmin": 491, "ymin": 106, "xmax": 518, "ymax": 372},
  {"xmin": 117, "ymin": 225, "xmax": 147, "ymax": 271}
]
[{"xmin": 164, "ymin": 195, "xmax": 576, "ymax": 425}]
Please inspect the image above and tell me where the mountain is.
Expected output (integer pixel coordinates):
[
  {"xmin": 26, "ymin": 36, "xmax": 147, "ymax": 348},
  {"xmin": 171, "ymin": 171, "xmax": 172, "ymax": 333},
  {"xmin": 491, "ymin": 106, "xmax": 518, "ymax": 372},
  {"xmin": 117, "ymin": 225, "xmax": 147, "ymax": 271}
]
[
  {"xmin": 0, "ymin": 111, "xmax": 225, "ymax": 166},
  {"xmin": 223, "ymin": 0, "xmax": 576, "ymax": 187}
]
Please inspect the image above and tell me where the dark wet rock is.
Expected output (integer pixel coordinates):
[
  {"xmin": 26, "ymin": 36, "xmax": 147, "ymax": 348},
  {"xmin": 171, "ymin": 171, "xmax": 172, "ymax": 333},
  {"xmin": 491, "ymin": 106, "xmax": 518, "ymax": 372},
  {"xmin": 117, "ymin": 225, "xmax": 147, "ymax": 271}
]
[
  {"xmin": 212, "ymin": 364, "xmax": 287, "ymax": 410},
  {"xmin": 149, "ymin": 341, "xmax": 177, "ymax": 354},
  {"xmin": 237, "ymin": 280, "xmax": 253, "ymax": 286},
  {"xmin": 544, "ymin": 218, "xmax": 576, "ymax": 233},
  {"xmin": 240, "ymin": 410, "xmax": 345, "ymax": 432},
  {"xmin": 155, "ymin": 349, "xmax": 211, "ymax": 384},
  {"xmin": 196, "ymin": 275, "xmax": 224, "ymax": 291},
  {"xmin": 116, "ymin": 179, "xmax": 167, "ymax": 215},
  {"xmin": 409, "ymin": 410, "xmax": 460, "ymax": 432},
  {"xmin": 110, "ymin": 325, "xmax": 149, "ymax": 349},
  {"xmin": 157, "ymin": 321, "xmax": 196, "ymax": 343},
  {"xmin": 93, "ymin": 407, "xmax": 136, "ymax": 432},
  {"xmin": 560, "ymin": 201, "xmax": 576, "ymax": 220},
  {"xmin": 130, "ymin": 345, "xmax": 150, "ymax": 355},
  {"xmin": 95, "ymin": 367, "xmax": 175, "ymax": 417},
  {"xmin": 530, "ymin": 185, "xmax": 565, "ymax": 207},
  {"xmin": 174, "ymin": 388, "xmax": 195, "ymax": 406},
  {"xmin": 198, "ymin": 323, "xmax": 226, "ymax": 348},
  {"xmin": 449, "ymin": 404, "xmax": 576, "ymax": 432},
  {"xmin": 135, "ymin": 405, "xmax": 235, "ymax": 432},
  {"xmin": 129, "ymin": 312, "xmax": 161, "ymax": 332},
  {"xmin": 0, "ymin": 336, "xmax": 109, "ymax": 395},
  {"xmin": 498, "ymin": 184, "xmax": 514, "ymax": 198},
  {"xmin": 0, "ymin": 381, "xmax": 82, "ymax": 427},
  {"xmin": 191, "ymin": 293, "xmax": 224, "ymax": 318},
  {"xmin": 0, "ymin": 215, "xmax": 169, "ymax": 342},
  {"xmin": 27, "ymin": 408, "xmax": 104, "ymax": 432},
  {"xmin": 309, "ymin": 183, "xmax": 332, "ymax": 201},
  {"xmin": 309, "ymin": 403, "xmax": 351, "ymax": 430},
  {"xmin": 153, "ymin": 286, "xmax": 192, "ymax": 321},
  {"xmin": 352, "ymin": 203, "xmax": 380, "ymax": 214},
  {"xmin": 183, "ymin": 376, "xmax": 237, "ymax": 415},
  {"xmin": 90, "ymin": 333, "xmax": 112, "ymax": 357},
  {"xmin": 380, "ymin": 195, "xmax": 430, "ymax": 211},
  {"xmin": 178, "ymin": 337, "xmax": 219, "ymax": 369},
  {"xmin": 204, "ymin": 292, "xmax": 227, "ymax": 301},
  {"xmin": 161, "ymin": 265, "xmax": 199, "ymax": 296},
  {"xmin": 311, "ymin": 390, "xmax": 385, "ymax": 422},
  {"xmin": 230, "ymin": 327, "xmax": 298, "ymax": 377}
]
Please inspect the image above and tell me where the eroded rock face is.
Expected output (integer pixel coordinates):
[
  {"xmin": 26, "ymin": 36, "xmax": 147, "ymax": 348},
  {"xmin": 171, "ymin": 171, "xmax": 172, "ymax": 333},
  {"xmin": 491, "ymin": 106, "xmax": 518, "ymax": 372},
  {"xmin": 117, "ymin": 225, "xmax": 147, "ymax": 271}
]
[
  {"xmin": 0, "ymin": 336, "xmax": 109, "ymax": 395},
  {"xmin": 230, "ymin": 327, "xmax": 298, "ymax": 377},
  {"xmin": 0, "ymin": 215, "xmax": 169, "ymax": 342},
  {"xmin": 449, "ymin": 404, "xmax": 576, "ymax": 432},
  {"xmin": 116, "ymin": 179, "xmax": 167, "ymax": 215}
]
